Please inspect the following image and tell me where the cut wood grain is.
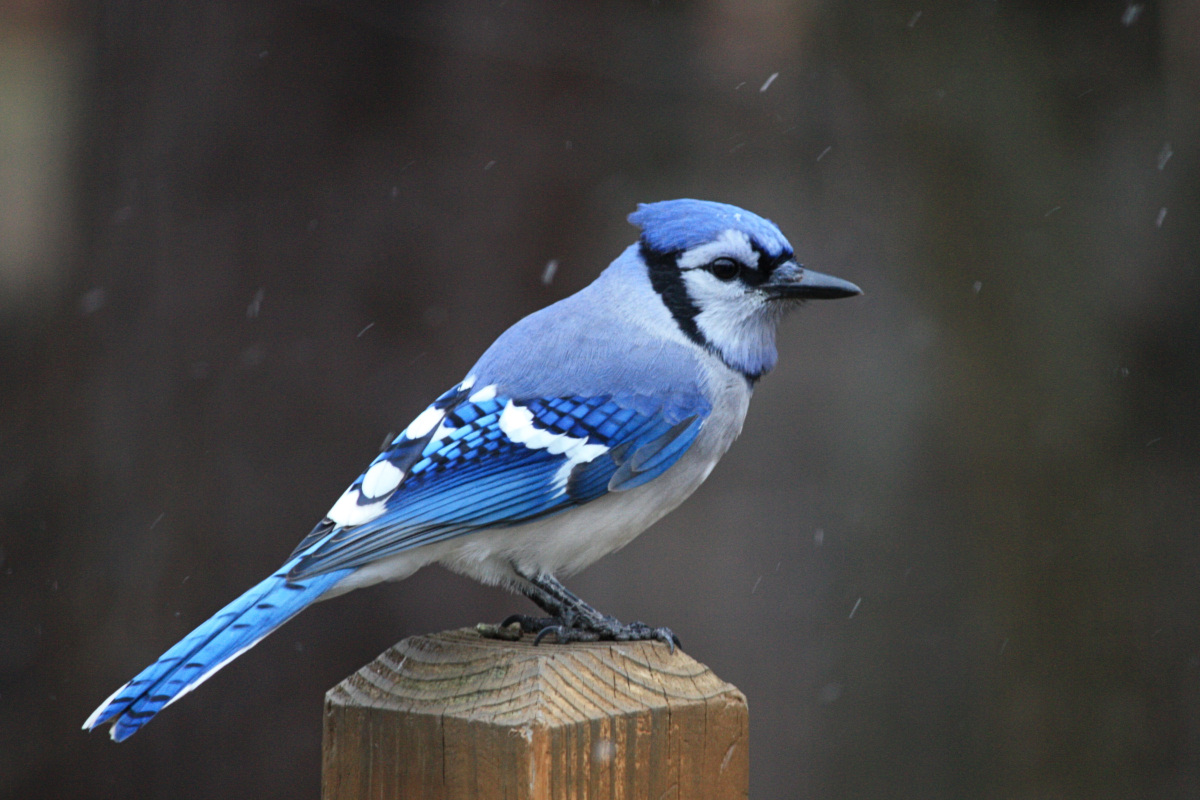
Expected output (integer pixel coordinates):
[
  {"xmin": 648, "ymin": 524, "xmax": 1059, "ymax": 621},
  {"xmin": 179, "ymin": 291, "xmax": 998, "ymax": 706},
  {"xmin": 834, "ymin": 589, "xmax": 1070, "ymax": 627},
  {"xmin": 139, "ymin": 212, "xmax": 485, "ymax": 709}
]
[{"xmin": 322, "ymin": 628, "xmax": 748, "ymax": 800}]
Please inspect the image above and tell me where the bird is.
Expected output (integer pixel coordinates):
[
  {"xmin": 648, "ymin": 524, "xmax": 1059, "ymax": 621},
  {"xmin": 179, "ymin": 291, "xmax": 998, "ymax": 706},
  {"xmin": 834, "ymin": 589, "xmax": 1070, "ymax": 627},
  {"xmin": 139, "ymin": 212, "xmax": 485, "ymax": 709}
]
[{"xmin": 84, "ymin": 198, "xmax": 861, "ymax": 741}]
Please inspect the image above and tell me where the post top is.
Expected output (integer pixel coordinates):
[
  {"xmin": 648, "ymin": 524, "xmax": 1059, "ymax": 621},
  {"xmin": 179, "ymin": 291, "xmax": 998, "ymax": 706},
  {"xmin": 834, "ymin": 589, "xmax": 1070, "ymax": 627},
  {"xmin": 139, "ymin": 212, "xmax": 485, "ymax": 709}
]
[{"xmin": 326, "ymin": 628, "xmax": 745, "ymax": 728}]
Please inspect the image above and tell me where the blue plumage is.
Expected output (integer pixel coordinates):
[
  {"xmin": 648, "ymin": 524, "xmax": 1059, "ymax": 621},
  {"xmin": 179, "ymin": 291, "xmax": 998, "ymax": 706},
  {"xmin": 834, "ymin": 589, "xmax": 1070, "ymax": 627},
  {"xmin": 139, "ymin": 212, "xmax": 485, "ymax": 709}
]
[
  {"xmin": 84, "ymin": 555, "xmax": 351, "ymax": 742},
  {"xmin": 288, "ymin": 391, "xmax": 710, "ymax": 578},
  {"xmin": 85, "ymin": 199, "xmax": 860, "ymax": 741},
  {"xmin": 629, "ymin": 199, "xmax": 791, "ymax": 258}
]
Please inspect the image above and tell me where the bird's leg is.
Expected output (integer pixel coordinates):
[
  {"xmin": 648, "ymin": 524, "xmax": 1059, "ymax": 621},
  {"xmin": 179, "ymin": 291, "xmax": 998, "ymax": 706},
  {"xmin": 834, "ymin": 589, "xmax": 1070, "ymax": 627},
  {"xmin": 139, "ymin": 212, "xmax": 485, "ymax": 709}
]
[
  {"xmin": 476, "ymin": 564, "xmax": 582, "ymax": 640},
  {"xmin": 484, "ymin": 572, "xmax": 593, "ymax": 638},
  {"xmin": 501, "ymin": 565, "xmax": 681, "ymax": 652}
]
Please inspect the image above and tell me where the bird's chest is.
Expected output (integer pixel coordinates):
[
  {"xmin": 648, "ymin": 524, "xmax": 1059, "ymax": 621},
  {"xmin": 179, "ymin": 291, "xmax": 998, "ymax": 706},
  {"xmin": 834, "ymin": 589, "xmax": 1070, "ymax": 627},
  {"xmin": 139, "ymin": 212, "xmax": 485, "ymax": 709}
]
[
  {"xmin": 691, "ymin": 369, "xmax": 753, "ymax": 466},
  {"xmin": 552, "ymin": 371, "xmax": 752, "ymax": 560}
]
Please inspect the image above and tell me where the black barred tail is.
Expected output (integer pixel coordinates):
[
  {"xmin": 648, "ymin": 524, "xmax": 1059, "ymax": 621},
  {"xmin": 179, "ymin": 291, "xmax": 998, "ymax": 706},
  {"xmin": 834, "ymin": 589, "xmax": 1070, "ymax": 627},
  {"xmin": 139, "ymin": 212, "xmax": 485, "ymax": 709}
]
[{"xmin": 84, "ymin": 563, "xmax": 351, "ymax": 741}]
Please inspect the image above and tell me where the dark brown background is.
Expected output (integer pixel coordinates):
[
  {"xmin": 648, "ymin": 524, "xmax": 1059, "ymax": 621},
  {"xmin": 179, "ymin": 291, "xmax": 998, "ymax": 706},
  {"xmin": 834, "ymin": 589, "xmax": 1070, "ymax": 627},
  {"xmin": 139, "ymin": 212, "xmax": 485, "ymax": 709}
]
[{"xmin": 4, "ymin": 1, "xmax": 1200, "ymax": 798}]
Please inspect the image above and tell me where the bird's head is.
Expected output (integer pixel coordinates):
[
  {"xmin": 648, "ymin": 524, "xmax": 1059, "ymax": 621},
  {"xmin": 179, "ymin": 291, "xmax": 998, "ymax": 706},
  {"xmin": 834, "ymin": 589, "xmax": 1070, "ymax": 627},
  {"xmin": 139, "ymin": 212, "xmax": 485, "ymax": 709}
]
[{"xmin": 629, "ymin": 199, "xmax": 861, "ymax": 381}]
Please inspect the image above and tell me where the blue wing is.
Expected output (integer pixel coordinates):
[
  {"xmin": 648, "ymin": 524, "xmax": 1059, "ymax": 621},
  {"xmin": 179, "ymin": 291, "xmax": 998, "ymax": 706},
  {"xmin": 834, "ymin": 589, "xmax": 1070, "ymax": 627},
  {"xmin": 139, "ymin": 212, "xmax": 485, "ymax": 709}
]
[
  {"xmin": 287, "ymin": 382, "xmax": 710, "ymax": 579},
  {"xmin": 84, "ymin": 381, "xmax": 709, "ymax": 741}
]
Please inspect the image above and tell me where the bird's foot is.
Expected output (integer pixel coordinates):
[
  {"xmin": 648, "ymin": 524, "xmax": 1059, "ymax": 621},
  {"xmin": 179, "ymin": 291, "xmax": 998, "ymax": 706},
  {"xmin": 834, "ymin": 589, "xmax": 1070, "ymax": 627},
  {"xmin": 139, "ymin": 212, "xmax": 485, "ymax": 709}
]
[
  {"xmin": 477, "ymin": 614, "xmax": 563, "ymax": 641},
  {"xmin": 533, "ymin": 616, "xmax": 680, "ymax": 654},
  {"xmin": 475, "ymin": 620, "xmax": 522, "ymax": 640},
  {"xmin": 478, "ymin": 614, "xmax": 679, "ymax": 653}
]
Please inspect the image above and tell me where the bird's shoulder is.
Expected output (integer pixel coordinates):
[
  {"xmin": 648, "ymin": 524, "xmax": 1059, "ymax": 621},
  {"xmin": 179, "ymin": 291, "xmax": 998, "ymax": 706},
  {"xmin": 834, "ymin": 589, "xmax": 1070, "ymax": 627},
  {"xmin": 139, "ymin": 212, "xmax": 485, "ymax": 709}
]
[{"xmin": 468, "ymin": 272, "xmax": 714, "ymax": 406}]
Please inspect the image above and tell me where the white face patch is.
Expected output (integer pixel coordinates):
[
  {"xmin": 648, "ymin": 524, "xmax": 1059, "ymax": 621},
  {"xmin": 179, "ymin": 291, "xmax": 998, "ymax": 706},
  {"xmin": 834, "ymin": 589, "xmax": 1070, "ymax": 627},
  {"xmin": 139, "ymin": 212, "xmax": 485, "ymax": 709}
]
[
  {"xmin": 676, "ymin": 229, "xmax": 760, "ymax": 271},
  {"xmin": 360, "ymin": 459, "xmax": 404, "ymax": 499},
  {"xmin": 681, "ymin": 268, "xmax": 780, "ymax": 377},
  {"xmin": 404, "ymin": 405, "xmax": 445, "ymax": 439},
  {"xmin": 681, "ymin": 268, "xmax": 768, "ymax": 332},
  {"xmin": 498, "ymin": 401, "xmax": 609, "ymax": 494}
]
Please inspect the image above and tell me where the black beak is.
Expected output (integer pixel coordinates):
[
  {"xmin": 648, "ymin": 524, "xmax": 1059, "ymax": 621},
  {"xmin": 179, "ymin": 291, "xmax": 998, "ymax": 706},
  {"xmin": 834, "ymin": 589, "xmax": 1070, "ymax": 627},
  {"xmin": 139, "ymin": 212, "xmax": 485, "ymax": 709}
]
[{"xmin": 764, "ymin": 262, "xmax": 862, "ymax": 300}]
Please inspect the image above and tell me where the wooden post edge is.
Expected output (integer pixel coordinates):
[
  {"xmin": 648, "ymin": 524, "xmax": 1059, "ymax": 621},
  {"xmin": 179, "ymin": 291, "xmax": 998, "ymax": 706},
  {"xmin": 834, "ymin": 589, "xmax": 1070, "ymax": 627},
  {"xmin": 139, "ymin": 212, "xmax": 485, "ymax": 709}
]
[{"xmin": 321, "ymin": 627, "xmax": 748, "ymax": 800}]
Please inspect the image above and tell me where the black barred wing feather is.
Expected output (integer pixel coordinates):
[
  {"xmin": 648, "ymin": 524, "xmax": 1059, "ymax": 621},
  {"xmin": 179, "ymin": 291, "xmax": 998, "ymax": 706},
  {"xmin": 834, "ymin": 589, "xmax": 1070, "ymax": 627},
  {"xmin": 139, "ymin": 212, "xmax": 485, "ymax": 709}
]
[{"xmin": 287, "ymin": 387, "xmax": 709, "ymax": 579}]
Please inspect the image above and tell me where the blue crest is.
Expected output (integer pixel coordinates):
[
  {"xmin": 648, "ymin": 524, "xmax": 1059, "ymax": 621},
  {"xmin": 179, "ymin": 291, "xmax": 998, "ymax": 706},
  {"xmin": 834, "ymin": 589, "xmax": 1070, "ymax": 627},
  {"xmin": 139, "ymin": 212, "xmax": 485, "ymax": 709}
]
[{"xmin": 628, "ymin": 199, "xmax": 791, "ymax": 258}]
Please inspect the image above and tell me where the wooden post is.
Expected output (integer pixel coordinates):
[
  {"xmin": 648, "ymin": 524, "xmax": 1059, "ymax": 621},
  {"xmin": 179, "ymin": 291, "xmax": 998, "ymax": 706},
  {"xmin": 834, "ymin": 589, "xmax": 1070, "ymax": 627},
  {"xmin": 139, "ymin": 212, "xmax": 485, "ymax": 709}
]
[{"xmin": 322, "ymin": 628, "xmax": 748, "ymax": 800}]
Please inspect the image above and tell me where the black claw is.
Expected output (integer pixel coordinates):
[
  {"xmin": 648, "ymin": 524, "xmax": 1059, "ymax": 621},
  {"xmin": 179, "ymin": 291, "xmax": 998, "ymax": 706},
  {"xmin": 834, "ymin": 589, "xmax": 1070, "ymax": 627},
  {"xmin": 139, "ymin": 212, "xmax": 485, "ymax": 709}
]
[
  {"xmin": 624, "ymin": 622, "xmax": 679, "ymax": 653},
  {"xmin": 645, "ymin": 624, "xmax": 680, "ymax": 652},
  {"xmin": 533, "ymin": 624, "xmax": 604, "ymax": 645},
  {"xmin": 532, "ymin": 625, "xmax": 560, "ymax": 646}
]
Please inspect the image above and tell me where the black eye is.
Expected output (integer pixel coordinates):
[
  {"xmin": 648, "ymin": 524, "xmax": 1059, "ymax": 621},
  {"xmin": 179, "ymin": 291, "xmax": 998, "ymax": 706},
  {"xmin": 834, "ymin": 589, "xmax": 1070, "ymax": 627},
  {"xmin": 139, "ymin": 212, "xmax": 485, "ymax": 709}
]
[{"xmin": 708, "ymin": 257, "xmax": 741, "ymax": 281}]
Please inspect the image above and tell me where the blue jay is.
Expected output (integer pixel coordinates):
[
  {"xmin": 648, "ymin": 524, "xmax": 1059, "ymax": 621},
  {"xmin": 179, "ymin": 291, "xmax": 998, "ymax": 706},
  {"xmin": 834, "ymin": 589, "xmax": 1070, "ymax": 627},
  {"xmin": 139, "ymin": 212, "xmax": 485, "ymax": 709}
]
[{"xmin": 84, "ymin": 199, "xmax": 860, "ymax": 741}]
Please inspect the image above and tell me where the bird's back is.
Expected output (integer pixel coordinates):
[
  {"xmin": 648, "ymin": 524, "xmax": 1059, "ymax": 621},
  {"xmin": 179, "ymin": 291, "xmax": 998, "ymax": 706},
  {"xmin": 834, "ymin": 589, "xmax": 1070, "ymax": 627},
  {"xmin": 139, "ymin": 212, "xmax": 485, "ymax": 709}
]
[{"xmin": 469, "ymin": 244, "xmax": 716, "ymax": 419}]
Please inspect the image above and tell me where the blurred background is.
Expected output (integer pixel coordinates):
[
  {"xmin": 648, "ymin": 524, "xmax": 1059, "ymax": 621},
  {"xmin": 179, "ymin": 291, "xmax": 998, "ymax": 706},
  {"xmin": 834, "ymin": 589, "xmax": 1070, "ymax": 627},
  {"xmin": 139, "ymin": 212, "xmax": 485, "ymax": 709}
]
[{"xmin": 3, "ymin": 1, "xmax": 1199, "ymax": 798}]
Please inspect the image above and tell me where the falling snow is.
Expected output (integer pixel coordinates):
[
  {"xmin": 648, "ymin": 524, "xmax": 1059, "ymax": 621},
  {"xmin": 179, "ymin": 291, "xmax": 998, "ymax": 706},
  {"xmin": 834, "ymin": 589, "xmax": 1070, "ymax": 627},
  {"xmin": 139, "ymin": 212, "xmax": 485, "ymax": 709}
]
[
  {"xmin": 1157, "ymin": 142, "xmax": 1173, "ymax": 170},
  {"xmin": 79, "ymin": 288, "xmax": 107, "ymax": 314},
  {"xmin": 246, "ymin": 288, "xmax": 265, "ymax": 319},
  {"xmin": 819, "ymin": 683, "xmax": 842, "ymax": 704}
]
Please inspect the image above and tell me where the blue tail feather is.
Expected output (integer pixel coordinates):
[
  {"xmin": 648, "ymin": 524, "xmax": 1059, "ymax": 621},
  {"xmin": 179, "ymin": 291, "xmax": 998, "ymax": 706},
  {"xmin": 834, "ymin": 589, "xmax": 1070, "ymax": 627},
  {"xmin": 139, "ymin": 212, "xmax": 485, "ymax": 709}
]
[{"xmin": 84, "ymin": 561, "xmax": 352, "ymax": 741}]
